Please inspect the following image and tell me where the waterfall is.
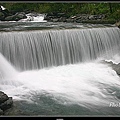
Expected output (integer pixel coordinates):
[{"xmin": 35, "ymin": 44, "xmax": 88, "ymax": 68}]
[
  {"xmin": 0, "ymin": 53, "xmax": 17, "ymax": 79},
  {"xmin": 0, "ymin": 26, "xmax": 120, "ymax": 114},
  {"xmin": 0, "ymin": 27, "xmax": 120, "ymax": 71}
]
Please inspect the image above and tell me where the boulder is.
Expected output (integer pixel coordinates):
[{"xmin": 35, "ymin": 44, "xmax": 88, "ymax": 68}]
[
  {"xmin": 44, "ymin": 12, "xmax": 68, "ymax": 22},
  {"xmin": 112, "ymin": 63, "xmax": 120, "ymax": 75},
  {"xmin": 14, "ymin": 12, "xmax": 27, "ymax": 21},
  {"xmin": 4, "ymin": 15, "xmax": 15, "ymax": 21},
  {"xmin": 0, "ymin": 97, "xmax": 13, "ymax": 111},
  {"xmin": 5, "ymin": 12, "xmax": 27, "ymax": 21},
  {"xmin": 0, "ymin": 91, "xmax": 13, "ymax": 115},
  {"xmin": 0, "ymin": 91, "xmax": 9, "ymax": 103}
]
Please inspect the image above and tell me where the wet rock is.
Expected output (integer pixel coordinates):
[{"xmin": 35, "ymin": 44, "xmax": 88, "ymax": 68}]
[
  {"xmin": 0, "ymin": 91, "xmax": 23, "ymax": 116},
  {"xmin": 112, "ymin": 63, "xmax": 120, "ymax": 75},
  {"xmin": 45, "ymin": 13, "xmax": 107, "ymax": 23},
  {"xmin": 104, "ymin": 61, "xmax": 120, "ymax": 75},
  {"xmin": 44, "ymin": 12, "xmax": 68, "ymax": 22},
  {"xmin": 5, "ymin": 12, "xmax": 27, "ymax": 21},
  {"xmin": 0, "ymin": 91, "xmax": 9, "ymax": 103},
  {"xmin": 4, "ymin": 15, "xmax": 15, "ymax": 21},
  {"xmin": 0, "ymin": 97, "xmax": 13, "ymax": 111},
  {"xmin": 0, "ymin": 91, "xmax": 13, "ymax": 115},
  {"xmin": 14, "ymin": 12, "xmax": 27, "ymax": 20},
  {"xmin": 101, "ymin": 60, "xmax": 120, "ymax": 75}
]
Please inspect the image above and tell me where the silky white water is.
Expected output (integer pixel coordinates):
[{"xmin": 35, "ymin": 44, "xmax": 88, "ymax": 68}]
[
  {"xmin": 0, "ymin": 26, "xmax": 120, "ymax": 114},
  {"xmin": 0, "ymin": 53, "xmax": 120, "ymax": 109},
  {"xmin": 0, "ymin": 27, "xmax": 120, "ymax": 71}
]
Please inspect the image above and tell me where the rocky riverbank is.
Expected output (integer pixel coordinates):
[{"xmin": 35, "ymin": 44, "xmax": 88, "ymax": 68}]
[
  {"xmin": 44, "ymin": 12, "xmax": 115, "ymax": 24},
  {"xmin": 0, "ymin": 5, "xmax": 118, "ymax": 24}
]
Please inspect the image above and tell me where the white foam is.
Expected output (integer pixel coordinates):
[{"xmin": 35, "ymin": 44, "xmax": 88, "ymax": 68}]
[
  {"xmin": 19, "ymin": 14, "xmax": 47, "ymax": 22},
  {"xmin": 1, "ymin": 60, "xmax": 120, "ymax": 108},
  {"xmin": 105, "ymin": 54, "xmax": 120, "ymax": 64},
  {"xmin": 1, "ymin": 5, "xmax": 6, "ymax": 10}
]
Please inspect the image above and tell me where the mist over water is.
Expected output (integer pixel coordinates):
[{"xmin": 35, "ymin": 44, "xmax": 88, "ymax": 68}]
[{"xmin": 0, "ymin": 24, "xmax": 120, "ymax": 115}]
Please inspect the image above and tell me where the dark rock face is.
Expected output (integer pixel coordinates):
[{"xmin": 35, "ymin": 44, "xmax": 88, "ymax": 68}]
[{"xmin": 0, "ymin": 91, "xmax": 13, "ymax": 115}]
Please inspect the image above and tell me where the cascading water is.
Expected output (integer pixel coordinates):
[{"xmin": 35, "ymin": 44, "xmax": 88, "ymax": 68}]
[
  {"xmin": 19, "ymin": 13, "xmax": 47, "ymax": 22},
  {"xmin": 0, "ymin": 27, "xmax": 120, "ymax": 71},
  {"xmin": 0, "ymin": 25, "xmax": 120, "ymax": 115}
]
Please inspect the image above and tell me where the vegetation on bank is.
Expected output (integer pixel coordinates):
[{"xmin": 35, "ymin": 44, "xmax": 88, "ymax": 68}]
[{"xmin": 0, "ymin": 2, "xmax": 120, "ymax": 21}]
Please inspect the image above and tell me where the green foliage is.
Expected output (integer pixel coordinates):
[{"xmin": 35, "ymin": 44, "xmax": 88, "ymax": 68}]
[{"xmin": 0, "ymin": 2, "xmax": 120, "ymax": 21}]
